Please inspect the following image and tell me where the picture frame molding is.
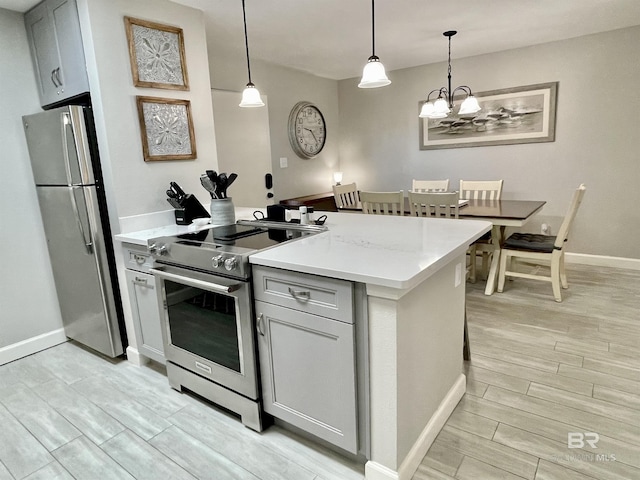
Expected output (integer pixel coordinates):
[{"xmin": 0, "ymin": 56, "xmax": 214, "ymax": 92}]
[
  {"xmin": 124, "ymin": 16, "xmax": 190, "ymax": 90},
  {"xmin": 135, "ymin": 96, "xmax": 197, "ymax": 162},
  {"xmin": 419, "ymin": 81, "xmax": 558, "ymax": 150}
]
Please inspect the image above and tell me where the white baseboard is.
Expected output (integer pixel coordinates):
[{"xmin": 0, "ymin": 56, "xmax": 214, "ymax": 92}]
[
  {"xmin": 565, "ymin": 253, "xmax": 640, "ymax": 270},
  {"xmin": 364, "ymin": 374, "xmax": 466, "ymax": 480},
  {"xmin": 0, "ymin": 329, "xmax": 67, "ymax": 365},
  {"xmin": 126, "ymin": 346, "xmax": 149, "ymax": 366}
]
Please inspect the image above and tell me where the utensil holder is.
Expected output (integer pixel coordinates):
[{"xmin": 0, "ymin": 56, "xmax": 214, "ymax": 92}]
[{"xmin": 210, "ymin": 198, "xmax": 235, "ymax": 226}]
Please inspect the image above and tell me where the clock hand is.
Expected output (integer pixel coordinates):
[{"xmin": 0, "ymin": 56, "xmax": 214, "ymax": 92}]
[{"xmin": 304, "ymin": 127, "xmax": 318, "ymax": 143}]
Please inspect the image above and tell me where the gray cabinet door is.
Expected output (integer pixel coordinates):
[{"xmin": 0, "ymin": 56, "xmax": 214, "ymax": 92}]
[
  {"xmin": 125, "ymin": 269, "xmax": 165, "ymax": 364},
  {"xmin": 24, "ymin": 0, "xmax": 89, "ymax": 107},
  {"xmin": 255, "ymin": 300, "xmax": 358, "ymax": 454}
]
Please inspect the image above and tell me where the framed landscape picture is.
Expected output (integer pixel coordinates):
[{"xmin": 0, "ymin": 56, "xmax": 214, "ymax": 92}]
[
  {"xmin": 125, "ymin": 17, "xmax": 189, "ymax": 90},
  {"xmin": 136, "ymin": 96, "xmax": 196, "ymax": 161},
  {"xmin": 419, "ymin": 82, "xmax": 558, "ymax": 150}
]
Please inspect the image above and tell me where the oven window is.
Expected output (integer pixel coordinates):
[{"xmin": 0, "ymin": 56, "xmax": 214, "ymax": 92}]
[{"xmin": 165, "ymin": 280, "xmax": 241, "ymax": 372}]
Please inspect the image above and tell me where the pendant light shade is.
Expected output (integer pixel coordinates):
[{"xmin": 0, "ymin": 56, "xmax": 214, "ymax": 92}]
[
  {"xmin": 239, "ymin": 0, "xmax": 264, "ymax": 108},
  {"xmin": 358, "ymin": 0, "xmax": 391, "ymax": 89},
  {"xmin": 419, "ymin": 31, "xmax": 479, "ymax": 119}
]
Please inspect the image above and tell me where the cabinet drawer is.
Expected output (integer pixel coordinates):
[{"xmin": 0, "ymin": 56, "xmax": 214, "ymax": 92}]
[
  {"xmin": 252, "ymin": 266, "xmax": 353, "ymax": 323},
  {"xmin": 122, "ymin": 244, "xmax": 153, "ymax": 273}
]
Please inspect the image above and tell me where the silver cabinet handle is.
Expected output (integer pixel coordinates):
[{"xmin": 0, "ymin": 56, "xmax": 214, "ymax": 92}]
[
  {"xmin": 54, "ymin": 67, "xmax": 63, "ymax": 90},
  {"xmin": 150, "ymin": 267, "xmax": 241, "ymax": 294},
  {"xmin": 288, "ymin": 287, "xmax": 310, "ymax": 301},
  {"xmin": 50, "ymin": 69, "xmax": 59, "ymax": 87},
  {"xmin": 257, "ymin": 313, "xmax": 265, "ymax": 336}
]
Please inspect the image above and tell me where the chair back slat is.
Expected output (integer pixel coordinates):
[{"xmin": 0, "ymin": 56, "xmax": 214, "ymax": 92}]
[
  {"xmin": 332, "ymin": 182, "xmax": 359, "ymax": 208},
  {"xmin": 554, "ymin": 184, "xmax": 586, "ymax": 248},
  {"xmin": 408, "ymin": 191, "xmax": 460, "ymax": 218},
  {"xmin": 411, "ymin": 179, "xmax": 450, "ymax": 192},
  {"xmin": 360, "ymin": 191, "xmax": 404, "ymax": 216},
  {"xmin": 459, "ymin": 180, "xmax": 503, "ymax": 201}
]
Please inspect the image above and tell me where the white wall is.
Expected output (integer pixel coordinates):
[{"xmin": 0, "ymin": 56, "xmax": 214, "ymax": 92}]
[
  {"xmin": 78, "ymin": 0, "xmax": 218, "ymax": 222},
  {"xmin": 0, "ymin": 8, "xmax": 63, "ymax": 356},
  {"xmin": 208, "ymin": 51, "xmax": 340, "ymax": 201},
  {"xmin": 338, "ymin": 27, "xmax": 640, "ymax": 259}
]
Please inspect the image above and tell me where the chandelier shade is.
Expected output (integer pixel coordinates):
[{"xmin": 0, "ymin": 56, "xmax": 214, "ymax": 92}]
[
  {"xmin": 358, "ymin": 0, "xmax": 391, "ymax": 89},
  {"xmin": 239, "ymin": 0, "xmax": 264, "ymax": 108},
  {"xmin": 419, "ymin": 31, "xmax": 479, "ymax": 119}
]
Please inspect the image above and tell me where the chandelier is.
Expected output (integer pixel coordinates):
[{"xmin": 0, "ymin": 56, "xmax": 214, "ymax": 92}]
[{"xmin": 419, "ymin": 31, "xmax": 480, "ymax": 118}]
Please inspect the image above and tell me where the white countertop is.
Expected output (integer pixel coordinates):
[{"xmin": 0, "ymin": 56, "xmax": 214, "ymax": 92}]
[
  {"xmin": 114, "ymin": 207, "xmax": 491, "ymax": 291},
  {"xmin": 247, "ymin": 211, "xmax": 491, "ymax": 291}
]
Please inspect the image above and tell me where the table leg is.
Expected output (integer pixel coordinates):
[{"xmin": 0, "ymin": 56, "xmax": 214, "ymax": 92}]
[{"xmin": 484, "ymin": 225, "xmax": 504, "ymax": 295}]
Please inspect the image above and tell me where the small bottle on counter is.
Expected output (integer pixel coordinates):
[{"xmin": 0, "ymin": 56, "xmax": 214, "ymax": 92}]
[{"xmin": 299, "ymin": 206, "xmax": 309, "ymax": 225}]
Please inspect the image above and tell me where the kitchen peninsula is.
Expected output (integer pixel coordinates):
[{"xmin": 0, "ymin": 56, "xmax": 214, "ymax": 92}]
[{"xmin": 115, "ymin": 209, "xmax": 490, "ymax": 480}]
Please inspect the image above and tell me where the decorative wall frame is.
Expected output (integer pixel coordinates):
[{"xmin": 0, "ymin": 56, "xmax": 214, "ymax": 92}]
[
  {"xmin": 419, "ymin": 82, "xmax": 558, "ymax": 150},
  {"xmin": 136, "ymin": 96, "xmax": 196, "ymax": 161},
  {"xmin": 125, "ymin": 16, "xmax": 189, "ymax": 90}
]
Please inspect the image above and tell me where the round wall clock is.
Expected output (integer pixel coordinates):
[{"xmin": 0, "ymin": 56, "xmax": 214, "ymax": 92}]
[{"xmin": 288, "ymin": 101, "xmax": 326, "ymax": 159}]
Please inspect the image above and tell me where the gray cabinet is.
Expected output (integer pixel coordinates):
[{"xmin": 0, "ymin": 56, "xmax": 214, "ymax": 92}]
[
  {"xmin": 122, "ymin": 245, "xmax": 165, "ymax": 364},
  {"xmin": 24, "ymin": 0, "xmax": 89, "ymax": 108},
  {"xmin": 253, "ymin": 266, "xmax": 358, "ymax": 454}
]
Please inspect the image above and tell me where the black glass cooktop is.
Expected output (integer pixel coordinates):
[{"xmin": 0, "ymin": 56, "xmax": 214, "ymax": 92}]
[{"xmin": 176, "ymin": 224, "xmax": 308, "ymax": 251}]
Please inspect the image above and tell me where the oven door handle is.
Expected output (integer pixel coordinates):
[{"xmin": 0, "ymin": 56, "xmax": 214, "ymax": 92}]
[{"xmin": 150, "ymin": 267, "xmax": 242, "ymax": 293}]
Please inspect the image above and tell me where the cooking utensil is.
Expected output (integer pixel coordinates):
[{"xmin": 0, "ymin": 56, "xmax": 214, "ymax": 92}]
[
  {"xmin": 170, "ymin": 182, "xmax": 186, "ymax": 200},
  {"xmin": 226, "ymin": 173, "xmax": 238, "ymax": 190},
  {"xmin": 217, "ymin": 173, "xmax": 228, "ymax": 198},
  {"xmin": 166, "ymin": 189, "xmax": 178, "ymax": 199},
  {"xmin": 200, "ymin": 174, "xmax": 217, "ymax": 198},
  {"xmin": 166, "ymin": 197, "xmax": 182, "ymax": 209}
]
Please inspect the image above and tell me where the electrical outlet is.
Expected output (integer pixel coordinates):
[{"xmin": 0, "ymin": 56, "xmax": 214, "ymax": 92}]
[
  {"xmin": 279, "ymin": 157, "xmax": 288, "ymax": 168},
  {"xmin": 541, "ymin": 223, "xmax": 550, "ymax": 235}
]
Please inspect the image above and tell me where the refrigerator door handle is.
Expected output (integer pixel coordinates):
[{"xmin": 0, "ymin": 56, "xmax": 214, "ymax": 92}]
[
  {"xmin": 61, "ymin": 112, "xmax": 75, "ymax": 185},
  {"xmin": 69, "ymin": 186, "xmax": 94, "ymax": 254},
  {"xmin": 62, "ymin": 107, "xmax": 95, "ymax": 185}
]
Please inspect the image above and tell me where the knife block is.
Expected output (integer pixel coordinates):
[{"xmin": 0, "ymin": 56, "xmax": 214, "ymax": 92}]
[{"xmin": 175, "ymin": 194, "xmax": 210, "ymax": 225}]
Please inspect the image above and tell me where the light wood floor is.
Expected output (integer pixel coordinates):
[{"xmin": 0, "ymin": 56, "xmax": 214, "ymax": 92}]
[{"xmin": 0, "ymin": 264, "xmax": 637, "ymax": 479}]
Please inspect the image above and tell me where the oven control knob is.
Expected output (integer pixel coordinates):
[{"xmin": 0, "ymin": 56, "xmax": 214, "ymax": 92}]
[
  {"xmin": 157, "ymin": 244, "xmax": 168, "ymax": 255},
  {"xmin": 212, "ymin": 255, "xmax": 224, "ymax": 268},
  {"xmin": 224, "ymin": 257, "xmax": 237, "ymax": 271},
  {"xmin": 147, "ymin": 243, "xmax": 157, "ymax": 253}
]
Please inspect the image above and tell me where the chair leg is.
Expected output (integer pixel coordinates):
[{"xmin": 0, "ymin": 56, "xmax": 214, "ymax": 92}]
[
  {"xmin": 463, "ymin": 308, "xmax": 471, "ymax": 361},
  {"xmin": 481, "ymin": 252, "xmax": 490, "ymax": 280},
  {"xmin": 468, "ymin": 246, "xmax": 477, "ymax": 283},
  {"xmin": 551, "ymin": 252, "xmax": 562, "ymax": 302},
  {"xmin": 560, "ymin": 252, "xmax": 568, "ymax": 289},
  {"xmin": 497, "ymin": 249, "xmax": 508, "ymax": 293}
]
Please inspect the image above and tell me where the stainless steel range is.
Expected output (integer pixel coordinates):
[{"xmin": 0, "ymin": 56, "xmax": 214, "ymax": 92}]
[{"xmin": 148, "ymin": 221, "xmax": 324, "ymax": 431}]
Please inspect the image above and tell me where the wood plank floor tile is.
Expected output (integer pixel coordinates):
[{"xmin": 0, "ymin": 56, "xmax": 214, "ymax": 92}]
[
  {"xmin": 434, "ymin": 426, "xmax": 538, "ymax": 479},
  {"xmin": 472, "ymin": 346, "xmax": 560, "ymax": 373},
  {"xmin": 52, "ymin": 436, "xmax": 134, "ymax": 480},
  {"xmin": 556, "ymin": 364, "xmax": 640, "ymax": 396},
  {"xmin": 582, "ymin": 357, "xmax": 640, "ymax": 382},
  {"xmin": 534, "ymin": 459, "xmax": 599, "ymax": 480},
  {"xmin": 0, "ymin": 403, "xmax": 53, "ymax": 479},
  {"xmin": 456, "ymin": 455, "xmax": 530, "ymax": 480},
  {"xmin": 470, "ymin": 355, "xmax": 593, "ymax": 396},
  {"xmin": 167, "ymin": 405, "xmax": 317, "ymax": 480},
  {"xmin": 32, "ymin": 380, "xmax": 125, "ymax": 445},
  {"xmin": 101, "ymin": 430, "xmax": 197, "ymax": 480},
  {"xmin": 484, "ymin": 386, "xmax": 640, "ymax": 447},
  {"xmin": 2, "ymin": 355, "xmax": 59, "ymax": 388},
  {"xmin": 493, "ymin": 423, "xmax": 640, "ymax": 480},
  {"xmin": 420, "ymin": 440, "xmax": 463, "ymax": 476},
  {"xmin": 445, "ymin": 408, "xmax": 498, "ymax": 440},
  {"xmin": 22, "ymin": 461, "xmax": 74, "ymax": 480},
  {"xmin": 0, "ymin": 461, "xmax": 14, "ymax": 480},
  {"xmin": 592, "ymin": 385, "xmax": 640, "ymax": 411},
  {"xmin": 412, "ymin": 464, "xmax": 455, "ymax": 479},
  {"xmin": 149, "ymin": 425, "xmax": 260, "ymax": 480},
  {"xmin": 555, "ymin": 343, "xmax": 640, "ymax": 369},
  {"xmin": 464, "ymin": 365, "xmax": 530, "ymax": 394},
  {"xmin": 465, "ymin": 379, "xmax": 489, "ymax": 397},
  {"xmin": 527, "ymin": 382, "xmax": 640, "ymax": 426},
  {"xmin": 0, "ymin": 384, "xmax": 81, "ymax": 451},
  {"xmin": 609, "ymin": 342, "xmax": 640, "ymax": 358}
]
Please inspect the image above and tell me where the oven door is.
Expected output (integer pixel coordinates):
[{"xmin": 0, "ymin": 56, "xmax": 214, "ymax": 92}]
[{"xmin": 151, "ymin": 265, "xmax": 258, "ymax": 400}]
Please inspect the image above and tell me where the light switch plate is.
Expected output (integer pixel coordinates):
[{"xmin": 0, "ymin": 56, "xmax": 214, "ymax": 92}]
[{"xmin": 279, "ymin": 157, "xmax": 288, "ymax": 168}]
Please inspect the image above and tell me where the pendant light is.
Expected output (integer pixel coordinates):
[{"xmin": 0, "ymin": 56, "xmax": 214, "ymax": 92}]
[
  {"xmin": 419, "ymin": 31, "xmax": 480, "ymax": 118},
  {"xmin": 358, "ymin": 0, "xmax": 391, "ymax": 88},
  {"xmin": 239, "ymin": 0, "xmax": 264, "ymax": 107}
]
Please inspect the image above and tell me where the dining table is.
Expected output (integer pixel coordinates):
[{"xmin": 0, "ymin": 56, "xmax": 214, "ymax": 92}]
[{"xmin": 339, "ymin": 198, "xmax": 547, "ymax": 295}]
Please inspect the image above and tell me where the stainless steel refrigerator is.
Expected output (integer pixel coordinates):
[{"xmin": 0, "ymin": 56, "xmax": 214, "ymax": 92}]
[{"xmin": 23, "ymin": 104, "xmax": 126, "ymax": 357}]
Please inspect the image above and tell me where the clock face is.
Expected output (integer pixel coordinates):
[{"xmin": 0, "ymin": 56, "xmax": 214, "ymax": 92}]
[{"xmin": 288, "ymin": 102, "xmax": 326, "ymax": 158}]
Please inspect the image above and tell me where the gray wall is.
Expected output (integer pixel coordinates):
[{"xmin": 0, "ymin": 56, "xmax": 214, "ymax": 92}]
[
  {"xmin": 338, "ymin": 27, "xmax": 640, "ymax": 259},
  {"xmin": 209, "ymin": 51, "xmax": 340, "ymax": 201},
  {"xmin": 0, "ymin": 8, "xmax": 63, "ymax": 350}
]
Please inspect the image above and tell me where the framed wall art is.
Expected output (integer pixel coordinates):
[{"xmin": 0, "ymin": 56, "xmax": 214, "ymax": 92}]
[
  {"xmin": 419, "ymin": 82, "xmax": 558, "ymax": 150},
  {"xmin": 125, "ymin": 16, "xmax": 189, "ymax": 90},
  {"xmin": 136, "ymin": 96, "xmax": 197, "ymax": 161}
]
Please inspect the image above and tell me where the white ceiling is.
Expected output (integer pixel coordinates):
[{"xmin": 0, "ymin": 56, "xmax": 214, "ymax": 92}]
[{"xmin": 5, "ymin": 0, "xmax": 640, "ymax": 80}]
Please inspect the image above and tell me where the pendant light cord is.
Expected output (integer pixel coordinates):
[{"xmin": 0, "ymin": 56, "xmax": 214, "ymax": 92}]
[
  {"xmin": 371, "ymin": 0, "xmax": 376, "ymax": 57},
  {"xmin": 242, "ymin": 0, "xmax": 253, "ymax": 84}
]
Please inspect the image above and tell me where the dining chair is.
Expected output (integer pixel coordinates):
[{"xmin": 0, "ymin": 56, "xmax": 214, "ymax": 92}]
[
  {"xmin": 359, "ymin": 191, "xmax": 404, "ymax": 216},
  {"xmin": 411, "ymin": 179, "xmax": 450, "ymax": 192},
  {"xmin": 459, "ymin": 179, "xmax": 504, "ymax": 282},
  {"xmin": 497, "ymin": 184, "xmax": 586, "ymax": 302},
  {"xmin": 332, "ymin": 182, "xmax": 359, "ymax": 209},
  {"xmin": 408, "ymin": 191, "xmax": 459, "ymax": 218}
]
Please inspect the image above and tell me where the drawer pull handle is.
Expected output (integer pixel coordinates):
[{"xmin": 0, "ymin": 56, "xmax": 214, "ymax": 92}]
[
  {"xmin": 133, "ymin": 277, "xmax": 149, "ymax": 286},
  {"xmin": 288, "ymin": 287, "xmax": 310, "ymax": 301},
  {"xmin": 257, "ymin": 313, "xmax": 265, "ymax": 336}
]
